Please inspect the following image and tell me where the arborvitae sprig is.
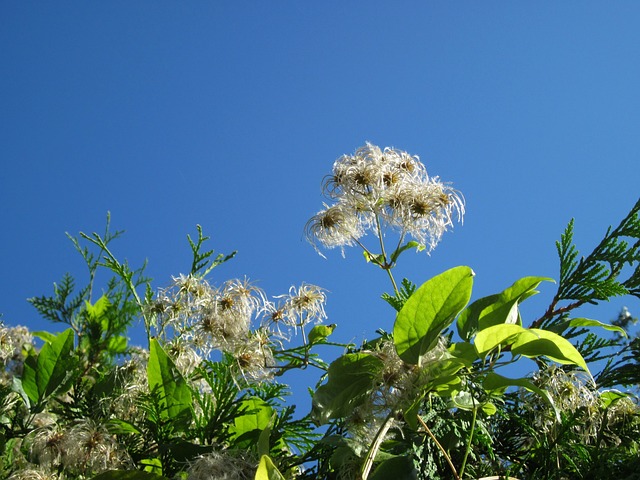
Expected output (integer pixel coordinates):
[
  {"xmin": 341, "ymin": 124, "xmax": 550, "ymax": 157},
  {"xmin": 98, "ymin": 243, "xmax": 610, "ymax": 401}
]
[
  {"xmin": 534, "ymin": 198, "xmax": 640, "ymax": 329},
  {"xmin": 381, "ymin": 278, "xmax": 418, "ymax": 312},
  {"xmin": 28, "ymin": 272, "xmax": 87, "ymax": 325},
  {"xmin": 187, "ymin": 224, "xmax": 237, "ymax": 278},
  {"xmin": 558, "ymin": 199, "xmax": 640, "ymax": 303}
]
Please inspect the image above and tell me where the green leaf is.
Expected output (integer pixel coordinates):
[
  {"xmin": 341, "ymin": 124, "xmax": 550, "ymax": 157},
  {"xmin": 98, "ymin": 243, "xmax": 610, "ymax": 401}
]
[
  {"xmin": 394, "ymin": 266, "xmax": 474, "ymax": 365},
  {"xmin": 363, "ymin": 251, "xmax": 385, "ymax": 265},
  {"xmin": 474, "ymin": 324, "xmax": 525, "ymax": 358},
  {"xmin": 390, "ymin": 240, "xmax": 425, "ymax": 264},
  {"xmin": 483, "ymin": 372, "xmax": 560, "ymax": 422},
  {"xmin": 85, "ymin": 295, "xmax": 111, "ymax": 319},
  {"xmin": 105, "ymin": 419, "xmax": 141, "ymax": 435},
  {"xmin": 107, "ymin": 335, "xmax": 128, "ymax": 354},
  {"xmin": 91, "ymin": 470, "xmax": 168, "ymax": 480},
  {"xmin": 229, "ymin": 397, "xmax": 274, "ymax": 449},
  {"xmin": 457, "ymin": 276, "xmax": 553, "ymax": 341},
  {"xmin": 31, "ymin": 331, "xmax": 58, "ymax": 344},
  {"xmin": 308, "ymin": 324, "xmax": 337, "ymax": 344},
  {"xmin": 312, "ymin": 353, "xmax": 384, "ymax": 424},
  {"xmin": 448, "ymin": 342, "xmax": 479, "ymax": 367},
  {"xmin": 457, "ymin": 294, "xmax": 501, "ymax": 342},
  {"xmin": 600, "ymin": 389, "xmax": 629, "ymax": 409},
  {"xmin": 566, "ymin": 317, "xmax": 627, "ymax": 337},
  {"xmin": 254, "ymin": 455, "xmax": 286, "ymax": 480},
  {"xmin": 147, "ymin": 339, "xmax": 192, "ymax": 426},
  {"xmin": 511, "ymin": 328, "xmax": 591, "ymax": 374},
  {"xmin": 22, "ymin": 328, "xmax": 76, "ymax": 406},
  {"xmin": 20, "ymin": 353, "xmax": 38, "ymax": 405},
  {"xmin": 370, "ymin": 455, "xmax": 416, "ymax": 480},
  {"xmin": 482, "ymin": 401, "xmax": 497, "ymax": 416}
]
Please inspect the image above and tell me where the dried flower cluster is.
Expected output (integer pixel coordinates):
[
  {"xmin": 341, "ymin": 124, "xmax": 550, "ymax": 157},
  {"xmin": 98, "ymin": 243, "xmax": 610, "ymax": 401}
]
[
  {"xmin": 0, "ymin": 323, "xmax": 33, "ymax": 382},
  {"xmin": 526, "ymin": 366, "xmax": 640, "ymax": 445},
  {"xmin": 146, "ymin": 274, "xmax": 327, "ymax": 382},
  {"xmin": 346, "ymin": 338, "xmax": 451, "ymax": 448},
  {"xmin": 305, "ymin": 143, "xmax": 464, "ymax": 255},
  {"xmin": 27, "ymin": 419, "xmax": 132, "ymax": 476}
]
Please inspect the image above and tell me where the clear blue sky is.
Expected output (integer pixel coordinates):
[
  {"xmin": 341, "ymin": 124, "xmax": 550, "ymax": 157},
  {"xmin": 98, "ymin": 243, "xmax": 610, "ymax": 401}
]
[{"xmin": 2, "ymin": 3, "xmax": 639, "ymax": 398}]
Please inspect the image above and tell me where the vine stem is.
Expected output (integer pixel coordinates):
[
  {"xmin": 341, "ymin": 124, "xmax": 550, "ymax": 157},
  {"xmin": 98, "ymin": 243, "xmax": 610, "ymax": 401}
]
[
  {"xmin": 374, "ymin": 213, "xmax": 400, "ymax": 296},
  {"xmin": 459, "ymin": 400, "xmax": 478, "ymax": 478},
  {"xmin": 417, "ymin": 414, "xmax": 461, "ymax": 480},
  {"xmin": 531, "ymin": 297, "xmax": 586, "ymax": 329},
  {"xmin": 359, "ymin": 412, "xmax": 395, "ymax": 480}
]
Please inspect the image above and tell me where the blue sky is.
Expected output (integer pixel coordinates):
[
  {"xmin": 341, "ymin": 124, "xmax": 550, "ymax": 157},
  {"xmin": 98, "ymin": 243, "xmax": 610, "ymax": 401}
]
[{"xmin": 2, "ymin": 3, "xmax": 639, "ymax": 402}]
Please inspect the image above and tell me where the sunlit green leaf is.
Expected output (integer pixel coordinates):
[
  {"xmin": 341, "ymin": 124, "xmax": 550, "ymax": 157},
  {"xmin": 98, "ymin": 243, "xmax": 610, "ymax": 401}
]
[
  {"xmin": 254, "ymin": 455, "xmax": 286, "ymax": 480},
  {"xmin": 457, "ymin": 276, "xmax": 553, "ymax": 340},
  {"xmin": 390, "ymin": 240, "xmax": 425, "ymax": 264},
  {"xmin": 36, "ymin": 328, "xmax": 75, "ymax": 400},
  {"xmin": 448, "ymin": 341, "xmax": 479, "ymax": 367},
  {"xmin": 511, "ymin": 328, "xmax": 590, "ymax": 374},
  {"xmin": 107, "ymin": 335, "xmax": 128, "ymax": 354},
  {"xmin": 394, "ymin": 266, "xmax": 474, "ymax": 365},
  {"xmin": 21, "ymin": 329, "xmax": 76, "ymax": 406},
  {"xmin": 600, "ymin": 389, "xmax": 629, "ymax": 409},
  {"xmin": 147, "ymin": 339, "xmax": 192, "ymax": 427},
  {"xmin": 229, "ymin": 397, "xmax": 274, "ymax": 449},
  {"xmin": 85, "ymin": 295, "xmax": 111, "ymax": 319},
  {"xmin": 474, "ymin": 324, "xmax": 525, "ymax": 358},
  {"xmin": 567, "ymin": 317, "xmax": 627, "ymax": 336},
  {"xmin": 308, "ymin": 324, "xmax": 337, "ymax": 344}
]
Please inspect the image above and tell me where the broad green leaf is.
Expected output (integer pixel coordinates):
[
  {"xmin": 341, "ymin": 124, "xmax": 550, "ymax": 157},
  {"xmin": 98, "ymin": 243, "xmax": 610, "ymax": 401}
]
[
  {"xmin": 141, "ymin": 458, "xmax": 163, "ymax": 475},
  {"xmin": 457, "ymin": 294, "xmax": 500, "ymax": 341},
  {"xmin": 511, "ymin": 328, "xmax": 590, "ymax": 374},
  {"xmin": 483, "ymin": 372, "xmax": 560, "ymax": 422},
  {"xmin": 31, "ymin": 331, "xmax": 57, "ymax": 344},
  {"xmin": 35, "ymin": 328, "xmax": 75, "ymax": 401},
  {"xmin": 432, "ymin": 375, "xmax": 462, "ymax": 396},
  {"xmin": 105, "ymin": 418, "xmax": 141, "ymax": 435},
  {"xmin": 370, "ymin": 455, "xmax": 416, "ymax": 480},
  {"xmin": 20, "ymin": 353, "xmax": 38, "ymax": 405},
  {"xmin": 482, "ymin": 401, "xmax": 497, "ymax": 416},
  {"xmin": 457, "ymin": 276, "xmax": 553, "ymax": 341},
  {"xmin": 394, "ymin": 266, "xmax": 474, "ymax": 365},
  {"xmin": 308, "ymin": 324, "xmax": 337, "ymax": 344},
  {"xmin": 312, "ymin": 353, "xmax": 384, "ymax": 424},
  {"xmin": 147, "ymin": 339, "xmax": 192, "ymax": 426},
  {"xmin": 257, "ymin": 416, "xmax": 274, "ymax": 459},
  {"xmin": 474, "ymin": 324, "xmax": 525, "ymax": 358},
  {"xmin": 448, "ymin": 341, "xmax": 479, "ymax": 367},
  {"xmin": 11, "ymin": 377, "xmax": 31, "ymax": 409},
  {"xmin": 91, "ymin": 470, "xmax": 167, "ymax": 480},
  {"xmin": 229, "ymin": 397, "xmax": 274, "ymax": 448},
  {"xmin": 498, "ymin": 276, "xmax": 553, "ymax": 303},
  {"xmin": 600, "ymin": 390, "xmax": 628, "ymax": 409},
  {"xmin": 255, "ymin": 455, "xmax": 286, "ymax": 480},
  {"xmin": 567, "ymin": 318, "xmax": 627, "ymax": 337},
  {"xmin": 451, "ymin": 391, "xmax": 476, "ymax": 410},
  {"xmin": 477, "ymin": 298, "xmax": 520, "ymax": 331}
]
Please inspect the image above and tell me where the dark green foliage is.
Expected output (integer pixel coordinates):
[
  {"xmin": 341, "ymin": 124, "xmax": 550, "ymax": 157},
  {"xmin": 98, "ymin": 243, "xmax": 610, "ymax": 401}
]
[
  {"xmin": 536, "ymin": 198, "xmax": 640, "ymax": 331},
  {"xmin": 4, "ymin": 199, "xmax": 640, "ymax": 480}
]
